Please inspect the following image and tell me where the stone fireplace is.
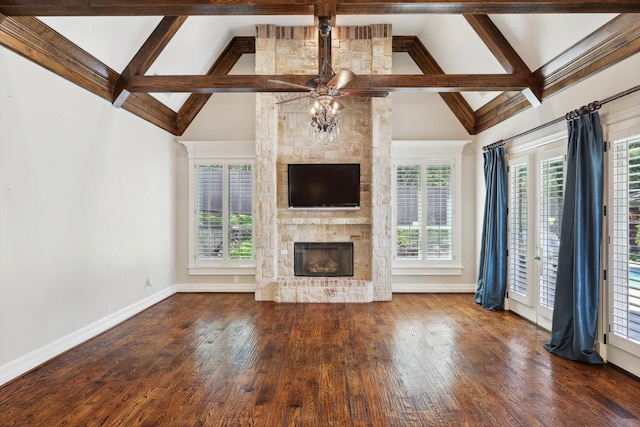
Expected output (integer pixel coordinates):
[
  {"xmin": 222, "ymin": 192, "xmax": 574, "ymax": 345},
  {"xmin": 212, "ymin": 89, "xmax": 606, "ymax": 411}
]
[{"xmin": 254, "ymin": 24, "xmax": 393, "ymax": 302}]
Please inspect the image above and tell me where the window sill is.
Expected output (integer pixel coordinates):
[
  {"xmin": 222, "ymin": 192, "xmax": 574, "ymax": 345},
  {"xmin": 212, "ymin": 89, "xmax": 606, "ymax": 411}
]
[
  {"xmin": 188, "ymin": 264, "xmax": 256, "ymax": 276},
  {"xmin": 392, "ymin": 265, "xmax": 463, "ymax": 276}
]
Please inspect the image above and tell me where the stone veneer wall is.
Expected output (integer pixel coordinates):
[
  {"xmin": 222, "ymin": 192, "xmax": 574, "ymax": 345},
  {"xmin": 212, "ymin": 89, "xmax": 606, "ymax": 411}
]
[{"xmin": 254, "ymin": 24, "xmax": 392, "ymax": 302}]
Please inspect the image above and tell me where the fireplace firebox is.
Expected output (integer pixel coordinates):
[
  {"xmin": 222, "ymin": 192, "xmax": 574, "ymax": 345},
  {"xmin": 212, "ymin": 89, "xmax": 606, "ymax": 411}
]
[{"xmin": 294, "ymin": 242, "xmax": 354, "ymax": 277}]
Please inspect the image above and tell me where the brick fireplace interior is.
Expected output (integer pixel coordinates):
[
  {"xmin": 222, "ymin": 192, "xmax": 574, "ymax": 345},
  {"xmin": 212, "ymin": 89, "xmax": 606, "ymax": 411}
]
[
  {"xmin": 294, "ymin": 242, "xmax": 355, "ymax": 277},
  {"xmin": 254, "ymin": 24, "xmax": 393, "ymax": 302}
]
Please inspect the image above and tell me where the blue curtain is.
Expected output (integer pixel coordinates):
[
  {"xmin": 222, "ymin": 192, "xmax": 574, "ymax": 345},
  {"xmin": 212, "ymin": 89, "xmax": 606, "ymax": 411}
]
[
  {"xmin": 544, "ymin": 112, "xmax": 604, "ymax": 364},
  {"xmin": 476, "ymin": 146, "xmax": 508, "ymax": 311}
]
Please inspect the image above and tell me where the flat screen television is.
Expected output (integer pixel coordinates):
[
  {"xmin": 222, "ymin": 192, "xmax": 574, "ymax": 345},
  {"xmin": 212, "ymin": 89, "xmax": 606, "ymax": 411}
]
[{"xmin": 288, "ymin": 163, "xmax": 360, "ymax": 209}]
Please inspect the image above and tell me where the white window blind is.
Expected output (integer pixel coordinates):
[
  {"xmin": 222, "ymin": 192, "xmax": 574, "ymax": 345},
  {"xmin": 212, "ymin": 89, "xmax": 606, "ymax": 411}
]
[
  {"xmin": 509, "ymin": 163, "xmax": 528, "ymax": 296},
  {"xmin": 611, "ymin": 135, "xmax": 640, "ymax": 344},
  {"xmin": 394, "ymin": 163, "xmax": 453, "ymax": 261},
  {"xmin": 425, "ymin": 165, "xmax": 452, "ymax": 260},
  {"xmin": 196, "ymin": 162, "xmax": 254, "ymax": 261},
  {"xmin": 197, "ymin": 163, "xmax": 223, "ymax": 259},
  {"xmin": 539, "ymin": 156, "xmax": 564, "ymax": 310},
  {"xmin": 228, "ymin": 164, "xmax": 253, "ymax": 260},
  {"xmin": 395, "ymin": 165, "xmax": 422, "ymax": 259}
]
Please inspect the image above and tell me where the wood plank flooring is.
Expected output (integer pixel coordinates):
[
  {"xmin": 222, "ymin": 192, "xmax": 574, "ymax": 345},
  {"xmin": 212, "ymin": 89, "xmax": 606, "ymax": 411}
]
[{"xmin": 2, "ymin": 293, "xmax": 640, "ymax": 426}]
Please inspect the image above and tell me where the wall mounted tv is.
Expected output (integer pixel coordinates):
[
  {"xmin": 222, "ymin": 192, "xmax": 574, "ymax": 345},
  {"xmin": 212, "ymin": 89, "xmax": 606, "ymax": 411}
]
[{"xmin": 288, "ymin": 163, "xmax": 360, "ymax": 210}]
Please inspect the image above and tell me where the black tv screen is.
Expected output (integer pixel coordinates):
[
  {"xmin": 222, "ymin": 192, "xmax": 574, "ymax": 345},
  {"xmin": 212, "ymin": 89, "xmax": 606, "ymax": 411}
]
[{"xmin": 288, "ymin": 163, "xmax": 360, "ymax": 209}]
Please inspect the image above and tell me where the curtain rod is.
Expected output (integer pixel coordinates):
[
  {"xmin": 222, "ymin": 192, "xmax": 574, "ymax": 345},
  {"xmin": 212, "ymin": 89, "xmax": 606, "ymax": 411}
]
[{"xmin": 482, "ymin": 84, "xmax": 640, "ymax": 152}]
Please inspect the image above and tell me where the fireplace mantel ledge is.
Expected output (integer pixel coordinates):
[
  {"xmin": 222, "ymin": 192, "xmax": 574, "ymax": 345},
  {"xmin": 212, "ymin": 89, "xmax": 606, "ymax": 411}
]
[{"xmin": 276, "ymin": 217, "xmax": 371, "ymax": 225}]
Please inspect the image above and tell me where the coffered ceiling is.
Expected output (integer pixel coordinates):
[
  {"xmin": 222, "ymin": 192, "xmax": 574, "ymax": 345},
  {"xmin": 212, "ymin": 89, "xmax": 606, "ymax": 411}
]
[{"xmin": 1, "ymin": 2, "xmax": 640, "ymax": 135}]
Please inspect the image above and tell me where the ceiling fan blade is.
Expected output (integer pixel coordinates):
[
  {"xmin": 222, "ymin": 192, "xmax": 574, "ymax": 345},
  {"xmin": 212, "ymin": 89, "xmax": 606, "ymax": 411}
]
[
  {"xmin": 327, "ymin": 69, "xmax": 356, "ymax": 91},
  {"xmin": 268, "ymin": 79, "xmax": 313, "ymax": 91},
  {"xmin": 342, "ymin": 89, "xmax": 390, "ymax": 98},
  {"xmin": 275, "ymin": 94, "xmax": 312, "ymax": 104}
]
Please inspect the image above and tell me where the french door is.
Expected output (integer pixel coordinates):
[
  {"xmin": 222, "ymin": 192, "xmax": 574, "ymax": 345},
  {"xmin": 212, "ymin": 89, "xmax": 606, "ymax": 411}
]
[
  {"xmin": 606, "ymin": 117, "xmax": 640, "ymax": 378},
  {"xmin": 507, "ymin": 141, "xmax": 566, "ymax": 329},
  {"xmin": 505, "ymin": 117, "xmax": 640, "ymax": 376}
]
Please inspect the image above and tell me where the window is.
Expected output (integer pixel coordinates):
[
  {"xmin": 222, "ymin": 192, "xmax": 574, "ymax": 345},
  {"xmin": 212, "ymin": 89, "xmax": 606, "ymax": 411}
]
[
  {"xmin": 607, "ymin": 115, "xmax": 640, "ymax": 378},
  {"xmin": 183, "ymin": 141, "xmax": 256, "ymax": 274},
  {"xmin": 395, "ymin": 163, "xmax": 452, "ymax": 260},
  {"xmin": 611, "ymin": 134, "xmax": 640, "ymax": 345},
  {"xmin": 509, "ymin": 162, "xmax": 528, "ymax": 297},
  {"xmin": 538, "ymin": 156, "xmax": 564, "ymax": 310},
  {"xmin": 196, "ymin": 162, "xmax": 253, "ymax": 261},
  {"xmin": 391, "ymin": 141, "xmax": 467, "ymax": 275}
]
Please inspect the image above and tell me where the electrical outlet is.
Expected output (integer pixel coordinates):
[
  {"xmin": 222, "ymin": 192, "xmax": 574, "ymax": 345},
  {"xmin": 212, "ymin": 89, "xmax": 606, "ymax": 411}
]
[
  {"xmin": 146, "ymin": 277, "xmax": 153, "ymax": 288},
  {"xmin": 233, "ymin": 275, "xmax": 239, "ymax": 283}
]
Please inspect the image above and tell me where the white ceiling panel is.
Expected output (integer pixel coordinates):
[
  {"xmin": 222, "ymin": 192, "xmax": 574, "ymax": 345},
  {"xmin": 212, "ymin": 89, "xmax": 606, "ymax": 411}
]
[
  {"xmin": 147, "ymin": 15, "xmax": 314, "ymax": 77},
  {"xmin": 417, "ymin": 15, "xmax": 504, "ymax": 74},
  {"xmin": 39, "ymin": 16, "xmax": 163, "ymax": 73},
  {"xmin": 489, "ymin": 14, "xmax": 618, "ymax": 71}
]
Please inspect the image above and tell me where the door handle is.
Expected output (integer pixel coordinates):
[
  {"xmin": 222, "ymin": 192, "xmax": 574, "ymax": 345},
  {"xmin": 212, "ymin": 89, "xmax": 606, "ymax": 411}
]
[{"xmin": 534, "ymin": 256, "xmax": 541, "ymax": 260}]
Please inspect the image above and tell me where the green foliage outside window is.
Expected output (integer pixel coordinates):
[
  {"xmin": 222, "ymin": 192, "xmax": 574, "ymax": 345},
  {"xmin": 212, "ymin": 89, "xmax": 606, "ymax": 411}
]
[
  {"xmin": 229, "ymin": 213, "xmax": 253, "ymax": 259},
  {"xmin": 200, "ymin": 212, "xmax": 222, "ymax": 226},
  {"xmin": 397, "ymin": 228, "xmax": 420, "ymax": 247}
]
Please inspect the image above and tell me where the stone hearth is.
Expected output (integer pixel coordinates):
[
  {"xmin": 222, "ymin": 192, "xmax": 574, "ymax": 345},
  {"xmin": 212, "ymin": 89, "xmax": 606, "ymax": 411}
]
[{"xmin": 254, "ymin": 24, "xmax": 393, "ymax": 302}]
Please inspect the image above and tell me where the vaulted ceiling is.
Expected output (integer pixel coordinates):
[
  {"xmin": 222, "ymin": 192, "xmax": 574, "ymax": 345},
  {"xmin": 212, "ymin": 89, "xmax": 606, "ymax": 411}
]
[{"xmin": 2, "ymin": 2, "xmax": 640, "ymax": 136}]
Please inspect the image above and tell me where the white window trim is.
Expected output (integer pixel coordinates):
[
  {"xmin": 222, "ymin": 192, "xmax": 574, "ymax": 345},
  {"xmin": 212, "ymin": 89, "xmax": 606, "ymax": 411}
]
[
  {"xmin": 507, "ymin": 156, "xmax": 533, "ymax": 307},
  {"xmin": 606, "ymin": 117, "xmax": 640, "ymax": 359},
  {"xmin": 181, "ymin": 141, "xmax": 256, "ymax": 275},
  {"xmin": 391, "ymin": 140, "xmax": 469, "ymax": 276}
]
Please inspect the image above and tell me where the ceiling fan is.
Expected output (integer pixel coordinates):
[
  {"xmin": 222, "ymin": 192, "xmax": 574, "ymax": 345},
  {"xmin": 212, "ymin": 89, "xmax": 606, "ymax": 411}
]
[{"xmin": 268, "ymin": 19, "xmax": 390, "ymax": 110}]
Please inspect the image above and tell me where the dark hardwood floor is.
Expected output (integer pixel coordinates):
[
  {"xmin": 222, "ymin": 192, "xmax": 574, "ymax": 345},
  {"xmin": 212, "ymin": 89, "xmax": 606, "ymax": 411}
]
[{"xmin": 2, "ymin": 293, "xmax": 640, "ymax": 426}]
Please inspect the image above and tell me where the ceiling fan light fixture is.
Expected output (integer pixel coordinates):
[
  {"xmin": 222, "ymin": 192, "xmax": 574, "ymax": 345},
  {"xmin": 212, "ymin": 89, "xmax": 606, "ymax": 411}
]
[
  {"xmin": 311, "ymin": 95, "xmax": 341, "ymax": 142},
  {"xmin": 318, "ymin": 19, "xmax": 332, "ymax": 39}
]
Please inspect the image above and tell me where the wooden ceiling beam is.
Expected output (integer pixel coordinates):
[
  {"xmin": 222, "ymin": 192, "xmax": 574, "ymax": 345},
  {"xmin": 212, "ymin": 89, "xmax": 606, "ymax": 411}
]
[
  {"xmin": 113, "ymin": 16, "xmax": 188, "ymax": 108},
  {"xmin": 122, "ymin": 73, "xmax": 535, "ymax": 93},
  {"xmin": 3, "ymin": 6, "xmax": 640, "ymax": 136},
  {"xmin": 314, "ymin": 3, "xmax": 336, "ymax": 24},
  {"xmin": 3, "ymin": 1, "xmax": 640, "ymax": 16},
  {"xmin": 0, "ymin": 16, "xmax": 117, "ymax": 99},
  {"xmin": 0, "ymin": 2, "xmax": 314, "ymax": 16},
  {"xmin": 335, "ymin": 2, "xmax": 640, "ymax": 14},
  {"xmin": 474, "ymin": 13, "xmax": 640, "ymax": 133},
  {"xmin": 464, "ymin": 14, "xmax": 542, "ymax": 106}
]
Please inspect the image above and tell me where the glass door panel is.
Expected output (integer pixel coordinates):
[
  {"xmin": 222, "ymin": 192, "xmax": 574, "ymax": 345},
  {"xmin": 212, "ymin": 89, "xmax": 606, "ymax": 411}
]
[{"xmin": 609, "ymin": 130, "xmax": 640, "ymax": 371}]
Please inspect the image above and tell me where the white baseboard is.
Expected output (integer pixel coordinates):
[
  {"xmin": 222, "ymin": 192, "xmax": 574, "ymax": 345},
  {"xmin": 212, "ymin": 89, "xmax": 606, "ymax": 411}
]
[
  {"xmin": 0, "ymin": 286, "xmax": 176, "ymax": 386},
  {"xmin": 175, "ymin": 282, "xmax": 256, "ymax": 293},
  {"xmin": 392, "ymin": 282, "xmax": 476, "ymax": 293}
]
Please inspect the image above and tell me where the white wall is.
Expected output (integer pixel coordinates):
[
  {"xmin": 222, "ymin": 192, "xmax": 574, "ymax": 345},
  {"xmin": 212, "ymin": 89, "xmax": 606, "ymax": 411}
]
[
  {"xmin": 391, "ymin": 52, "xmax": 473, "ymax": 141},
  {"xmin": 175, "ymin": 57, "xmax": 257, "ymax": 288},
  {"xmin": 0, "ymin": 49, "xmax": 177, "ymax": 382}
]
